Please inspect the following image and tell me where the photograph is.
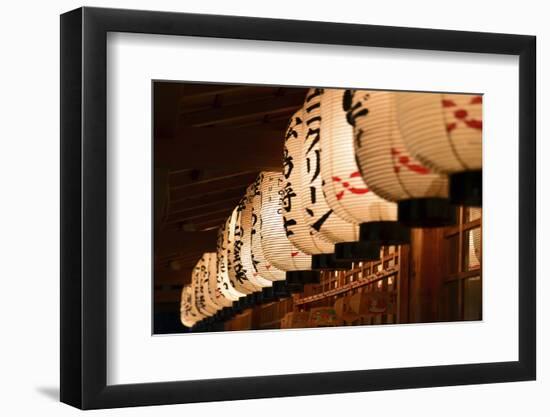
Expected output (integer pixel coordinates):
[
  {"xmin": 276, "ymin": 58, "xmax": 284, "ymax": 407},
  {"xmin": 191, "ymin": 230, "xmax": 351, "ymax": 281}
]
[
  {"xmin": 153, "ymin": 82, "xmax": 483, "ymax": 334},
  {"xmin": 0, "ymin": 0, "xmax": 544, "ymax": 413},
  {"xmin": 53, "ymin": 3, "xmax": 537, "ymax": 411}
]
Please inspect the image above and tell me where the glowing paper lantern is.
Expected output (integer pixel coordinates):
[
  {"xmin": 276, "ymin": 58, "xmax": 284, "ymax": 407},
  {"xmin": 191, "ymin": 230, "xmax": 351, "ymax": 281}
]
[
  {"xmin": 192, "ymin": 256, "xmax": 217, "ymax": 317},
  {"xmin": 469, "ymin": 208, "xmax": 482, "ymax": 267},
  {"xmin": 180, "ymin": 286, "xmax": 199, "ymax": 328},
  {"xmin": 238, "ymin": 184, "xmax": 274, "ymax": 292},
  {"xmin": 226, "ymin": 204, "xmax": 264, "ymax": 307},
  {"xmin": 282, "ymin": 107, "xmax": 348, "ymax": 270},
  {"xmin": 216, "ymin": 220, "xmax": 245, "ymax": 304},
  {"xmin": 204, "ymin": 251, "xmax": 234, "ymax": 322},
  {"xmin": 204, "ymin": 252, "xmax": 233, "ymax": 310},
  {"xmin": 248, "ymin": 176, "xmax": 286, "ymax": 282},
  {"xmin": 299, "ymin": 88, "xmax": 361, "ymax": 265},
  {"xmin": 259, "ymin": 170, "xmax": 319, "ymax": 288},
  {"xmin": 198, "ymin": 253, "xmax": 224, "ymax": 317},
  {"xmin": 470, "ymin": 228, "xmax": 481, "ymax": 268},
  {"xmin": 180, "ymin": 285, "xmax": 205, "ymax": 328},
  {"xmin": 220, "ymin": 214, "xmax": 260, "ymax": 311},
  {"xmin": 396, "ymin": 92, "xmax": 482, "ymax": 206},
  {"xmin": 348, "ymin": 89, "xmax": 456, "ymax": 227},
  {"xmin": 248, "ymin": 174, "xmax": 294, "ymax": 298},
  {"xmin": 320, "ymin": 88, "xmax": 410, "ymax": 254}
]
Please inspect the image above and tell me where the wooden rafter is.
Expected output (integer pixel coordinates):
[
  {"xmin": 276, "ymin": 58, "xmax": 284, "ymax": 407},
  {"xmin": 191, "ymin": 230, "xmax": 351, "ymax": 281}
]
[
  {"xmin": 155, "ymin": 229, "xmax": 218, "ymax": 256},
  {"xmin": 155, "ymin": 127, "xmax": 284, "ymax": 170},
  {"xmin": 181, "ymin": 93, "xmax": 304, "ymax": 127}
]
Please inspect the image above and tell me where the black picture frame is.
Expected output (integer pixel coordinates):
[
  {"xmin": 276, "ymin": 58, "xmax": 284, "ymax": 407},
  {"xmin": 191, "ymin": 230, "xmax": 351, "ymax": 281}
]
[{"xmin": 60, "ymin": 6, "xmax": 536, "ymax": 410}]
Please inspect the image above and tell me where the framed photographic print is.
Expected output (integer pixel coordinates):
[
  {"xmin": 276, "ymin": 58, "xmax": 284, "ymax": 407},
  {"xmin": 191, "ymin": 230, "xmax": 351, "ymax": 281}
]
[{"xmin": 60, "ymin": 6, "xmax": 536, "ymax": 410}]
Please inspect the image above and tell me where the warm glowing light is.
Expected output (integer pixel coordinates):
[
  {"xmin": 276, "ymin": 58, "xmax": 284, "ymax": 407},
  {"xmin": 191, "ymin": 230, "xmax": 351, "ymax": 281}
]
[
  {"xmin": 216, "ymin": 219, "xmax": 244, "ymax": 301},
  {"xmin": 320, "ymin": 88, "xmax": 398, "ymax": 224},
  {"xmin": 238, "ymin": 184, "xmax": 274, "ymax": 288},
  {"xmin": 299, "ymin": 88, "xmax": 358, "ymax": 243},
  {"xmin": 259, "ymin": 171, "xmax": 312, "ymax": 271},
  {"xmin": 396, "ymin": 93, "xmax": 482, "ymax": 173},
  {"xmin": 250, "ymin": 174, "xmax": 286, "ymax": 281},
  {"xmin": 282, "ymin": 107, "xmax": 334, "ymax": 255},
  {"xmin": 349, "ymin": 90, "xmax": 448, "ymax": 202}
]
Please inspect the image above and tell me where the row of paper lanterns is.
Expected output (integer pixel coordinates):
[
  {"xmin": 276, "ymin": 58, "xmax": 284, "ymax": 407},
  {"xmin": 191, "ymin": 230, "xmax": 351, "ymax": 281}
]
[{"xmin": 181, "ymin": 88, "xmax": 482, "ymax": 329}]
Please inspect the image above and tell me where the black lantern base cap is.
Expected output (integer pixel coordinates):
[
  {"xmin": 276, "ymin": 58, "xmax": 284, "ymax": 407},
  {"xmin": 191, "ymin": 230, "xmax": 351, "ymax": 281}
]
[
  {"xmin": 261, "ymin": 286, "xmax": 275, "ymax": 301},
  {"xmin": 245, "ymin": 294, "xmax": 256, "ymax": 307},
  {"xmin": 239, "ymin": 296, "xmax": 252, "ymax": 310},
  {"xmin": 334, "ymin": 241, "xmax": 381, "ymax": 261},
  {"xmin": 311, "ymin": 254, "xmax": 352, "ymax": 270},
  {"xmin": 359, "ymin": 221, "xmax": 411, "ymax": 245},
  {"xmin": 287, "ymin": 283, "xmax": 304, "ymax": 294},
  {"xmin": 225, "ymin": 307, "xmax": 234, "ymax": 318},
  {"xmin": 251, "ymin": 291, "xmax": 263, "ymax": 305},
  {"xmin": 286, "ymin": 270, "xmax": 321, "ymax": 285},
  {"xmin": 398, "ymin": 198, "xmax": 457, "ymax": 228},
  {"xmin": 232, "ymin": 300, "xmax": 244, "ymax": 313},
  {"xmin": 272, "ymin": 280, "xmax": 290, "ymax": 298},
  {"xmin": 221, "ymin": 307, "xmax": 233, "ymax": 320},
  {"xmin": 450, "ymin": 170, "xmax": 482, "ymax": 207}
]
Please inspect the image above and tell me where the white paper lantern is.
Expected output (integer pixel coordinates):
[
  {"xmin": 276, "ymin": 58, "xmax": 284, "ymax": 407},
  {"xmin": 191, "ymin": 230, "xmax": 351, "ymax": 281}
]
[
  {"xmin": 249, "ymin": 174, "xmax": 286, "ymax": 282},
  {"xmin": 216, "ymin": 220, "xmax": 244, "ymax": 301},
  {"xmin": 320, "ymin": 88, "xmax": 410, "ymax": 248},
  {"xmin": 300, "ymin": 88, "xmax": 359, "ymax": 243},
  {"xmin": 282, "ymin": 108, "xmax": 338, "ymax": 269},
  {"xmin": 469, "ymin": 208, "xmax": 482, "ymax": 267},
  {"xmin": 197, "ymin": 253, "xmax": 224, "ymax": 313},
  {"xmin": 203, "ymin": 252, "xmax": 232, "ymax": 309},
  {"xmin": 238, "ymin": 184, "xmax": 274, "ymax": 289},
  {"xmin": 180, "ymin": 286, "xmax": 199, "ymax": 328},
  {"xmin": 226, "ymin": 205, "xmax": 261, "ymax": 295},
  {"xmin": 469, "ymin": 228, "xmax": 481, "ymax": 268},
  {"xmin": 321, "ymin": 89, "xmax": 397, "ymax": 224},
  {"xmin": 348, "ymin": 89, "xmax": 456, "ymax": 227},
  {"xmin": 192, "ymin": 256, "xmax": 217, "ymax": 317},
  {"xmin": 260, "ymin": 171, "xmax": 311, "ymax": 271},
  {"xmin": 396, "ymin": 92, "xmax": 482, "ymax": 206},
  {"xmin": 259, "ymin": 170, "xmax": 320, "ymax": 286},
  {"xmin": 180, "ymin": 285, "xmax": 205, "ymax": 328}
]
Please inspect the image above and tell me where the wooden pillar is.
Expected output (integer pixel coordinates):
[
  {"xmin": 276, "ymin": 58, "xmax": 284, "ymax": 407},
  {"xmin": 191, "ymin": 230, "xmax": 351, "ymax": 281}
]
[
  {"xmin": 398, "ymin": 245, "xmax": 410, "ymax": 323},
  {"xmin": 408, "ymin": 227, "xmax": 447, "ymax": 323}
]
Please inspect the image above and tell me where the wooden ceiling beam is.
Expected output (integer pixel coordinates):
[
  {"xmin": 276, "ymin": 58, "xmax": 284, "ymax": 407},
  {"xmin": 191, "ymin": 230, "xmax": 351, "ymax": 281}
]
[
  {"xmin": 168, "ymin": 199, "xmax": 238, "ymax": 218},
  {"xmin": 181, "ymin": 93, "xmax": 304, "ymax": 127},
  {"xmin": 170, "ymin": 183, "xmax": 247, "ymax": 205},
  {"xmin": 154, "ymin": 301, "xmax": 181, "ymax": 314},
  {"xmin": 155, "ymin": 268, "xmax": 194, "ymax": 286},
  {"xmin": 153, "ymin": 82, "xmax": 184, "ymax": 139},
  {"xmin": 155, "ymin": 253, "xmax": 204, "ymax": 270},
  {"xmin": 154, "ymin": 289, "xmax": 184, "ymax": 304},
  {"xmin": 180, "ymin": 84, "xmax": 251, "ymax": 99},
  {"xmin": 185, "ymin": 216, "xmax": 227, "ymax": 232},
  {"xmin": 155, "ymin": 229, "xmax": 218, "ymax": 257},
  {"xmin": 170, "ymin": 171, "xmax": 257, "ymax": 201},
  {"xmin": 155, "ymin": 127, "xmax": 284, "ymax": 170},
  {"xmin": 165, "ymin": 206, "xmax": 234, "ymax": 225},
  {"xmin": 161, "ymin": 212, "xmax": 228, "ymax": 232},
  {"xmin": 170, "ymin": 194, "xmax": 244, "ymax": 214},
  {"xmin": 169, "ymin": 168, "xmax": 256, "ymax": 188}
]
